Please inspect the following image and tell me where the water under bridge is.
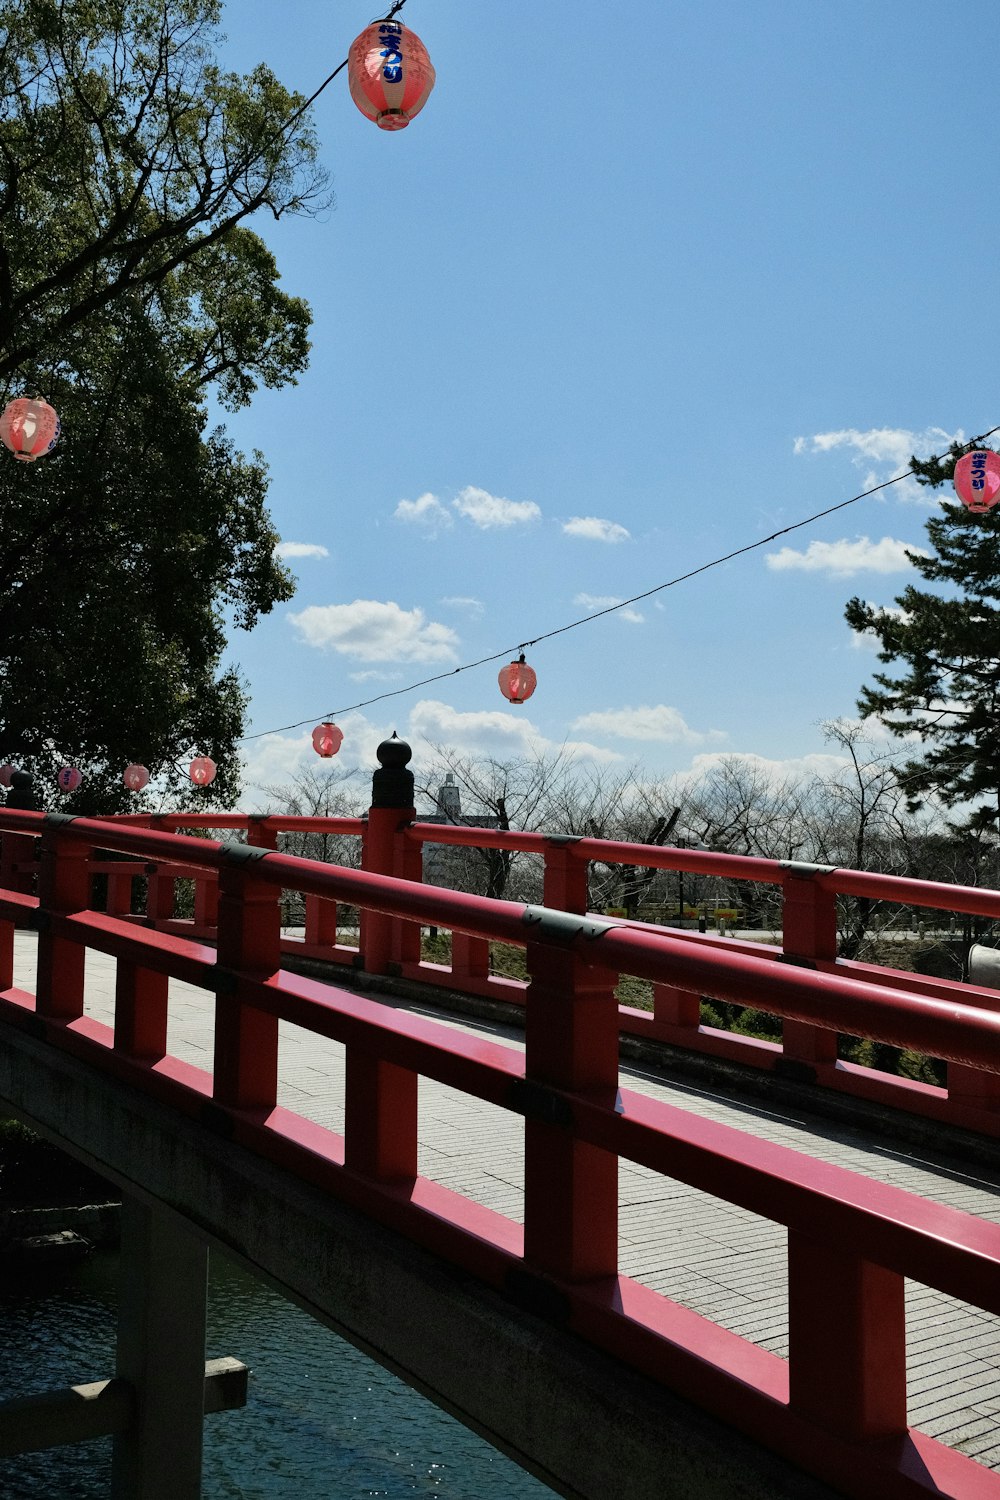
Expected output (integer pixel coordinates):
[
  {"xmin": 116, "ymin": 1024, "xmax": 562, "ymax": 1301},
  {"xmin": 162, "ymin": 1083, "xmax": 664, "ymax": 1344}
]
[{"xmin": 2, "ymin": 762, "xmax": 1000, "ymax": 1498}]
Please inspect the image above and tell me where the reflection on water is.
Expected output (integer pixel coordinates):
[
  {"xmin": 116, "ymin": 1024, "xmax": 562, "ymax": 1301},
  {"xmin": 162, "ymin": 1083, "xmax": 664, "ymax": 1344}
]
[{"xmin": 0, "ymin": 1250, "xmax": 552, "ymax": 1499}]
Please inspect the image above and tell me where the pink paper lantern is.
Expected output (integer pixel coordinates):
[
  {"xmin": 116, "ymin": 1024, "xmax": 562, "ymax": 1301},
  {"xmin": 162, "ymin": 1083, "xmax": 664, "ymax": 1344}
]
[
  {"xmin": 498, "ymin": 655, "xmax": 537, "ymax": 705},
  {"xmin": 312, "ymin": 721, "xmax": 344, "ymax": 758},
  {"xmin": 0, "ymin": 397, "xmax": 60, "ymax": 462},
  {"xmin": 57, "ymin": 767, "xmax": 82, "ymax": 794},
  {"xmin": 189, "ymin": 755, "xmax": 217, "ymax": 787},
  {"xmin": 348, "ymin": 20, "xmax": 435, "ymax": 130},
  {"xmin": 124, "ymin": 763, "xmax": 150, "ymax": 791},
  {"xmin": 0, "ymin": 765, "xmax": 13, "ymax": 788},
  {"xmin": 954, "ymin": 450, "xmax": 1000, "ymax": 514}
]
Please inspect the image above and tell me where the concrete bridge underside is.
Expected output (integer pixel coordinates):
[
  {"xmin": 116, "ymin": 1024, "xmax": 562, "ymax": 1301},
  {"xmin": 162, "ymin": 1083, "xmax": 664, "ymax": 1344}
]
[{"xmin": 0, "ymin": 1021, "xmax": 842, "ymax": 1500}]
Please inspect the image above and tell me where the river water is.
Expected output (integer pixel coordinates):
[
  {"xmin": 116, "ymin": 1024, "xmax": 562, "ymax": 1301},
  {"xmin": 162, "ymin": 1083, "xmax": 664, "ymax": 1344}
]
[{"xmin": 0, "ymin": 1250, "xmax": 553, "ymax": 1499}]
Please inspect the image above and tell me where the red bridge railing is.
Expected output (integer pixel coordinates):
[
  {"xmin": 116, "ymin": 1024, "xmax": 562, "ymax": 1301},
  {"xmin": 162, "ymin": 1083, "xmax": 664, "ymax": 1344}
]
[
  {"xmin": 34, "ymin": 806, "xmax": 1000, "ymax": 1139},
  {"xmin": 1, "ymin": 810, "xmax": 1000, "ymax": 1497}
]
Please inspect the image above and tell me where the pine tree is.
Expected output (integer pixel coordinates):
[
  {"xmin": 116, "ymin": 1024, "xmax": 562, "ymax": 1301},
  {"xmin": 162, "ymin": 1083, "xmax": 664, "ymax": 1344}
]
[{"xmin": 845, "ymin": 441, "xmax": 1000, "ymax": 834}]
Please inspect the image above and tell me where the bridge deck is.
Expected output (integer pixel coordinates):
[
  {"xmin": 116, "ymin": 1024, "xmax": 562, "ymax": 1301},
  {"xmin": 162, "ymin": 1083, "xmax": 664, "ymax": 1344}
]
[{"xmin": 16, "ymin": 935, "xmax": 1000, "ymax": 1477}]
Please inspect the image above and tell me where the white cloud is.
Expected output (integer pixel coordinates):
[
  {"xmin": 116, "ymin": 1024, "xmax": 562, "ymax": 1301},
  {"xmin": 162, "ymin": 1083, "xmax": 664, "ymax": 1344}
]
[
  {"xmin": 679, "ymin": 749, "xmax": 856, "ymax": 790},
  {"xmin": 574, "ymin": 593, "xmax": 644, "ymax": 624},
  {"xmin": 765, "ymin": 536, "xmax": 927, "ymax": 576},
  {"xmin": 349, "ymin": 668, "xmax": 401, "ymax": 682},
  {"xmin": 274, "ymin": 541, "xmax": 329, "ymax": 560},
  {"xmin": 793, "ymin": 426, "xmax": 960, "ymax": 467},
  {"xmin": 452, "ymin": 486, "xmax": 541, "ymax": 529},
  {"xmin": 570, "ymin": 705, "xmax": 726, "ymax": 746},
  {"xmin": 409, "ymin": 699, "xmax": 624, "ymax": 764},
  {"xmin": 441, "ymin": 595, "xmax": 485, "ymax": 617},
  {"xmin": 287, "ymin": 600, "xmax": 460, "ymax": 662},
  {"xmin": 394, "ymin": 492, "xmax": 453, "ymax": 530},
  {"xmin": 562, "ymin": 516, "xmax": 631, "ymax": 543}
]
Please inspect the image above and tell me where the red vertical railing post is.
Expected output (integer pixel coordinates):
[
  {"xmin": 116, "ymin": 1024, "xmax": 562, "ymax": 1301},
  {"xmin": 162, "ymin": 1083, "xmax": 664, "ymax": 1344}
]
[
  {"xmin": 780, "ymin": 865, "xmax": 839, "ymax": 1070},
  {"xmin": 0, "ymin": 915, "xmax": 12, "ymax": 992},
  {"xmin": 144, "ymin": 863, "xmax": 174, "ymax": 925},
  {"xmin": 106, "ymin": 866, "xmax": 135, "ymax": 918},
  {"xmin": 0, "ymin": 827, "xmax": 37, "ymax": 896},
  {"xmin": 947, "ymin": 1059, "xmax": 1000, "ymax": 1114},
  {"xmin": 304, "ymin": 893, "xmax": 340, "ymax": 949},
  {"xmin": 212, "ymin": 849, "xmax": 281, "ymax": 1110},
  {"xmin": 543, "ymin": 837, "xmax": 588, "ymax": 916},
  {"xmin": 787, "ymin": 1231, "xmax": 907, "ymax": 1439},
  {"xmin": 653, "ymin": 981, "xmax": 701, "ymax": 1030},
  {"xmin": 392, "ymin": 828, "xmax": 423, "ymax": 967},
  {"xmin": 115, "ymin": 960, "xmax": 169, "ymax": 1059},
  {"xmin": 347, "ymin": 737, "xmax": 419, "ymax": 1173},
  {"xmin": 361, "ymin": 736, "xmax": 415, "ymax": 975},
  {"xmin": 522, "ymin": 922, "xmax": 619, "ymax": 1282},
  {"xmin": 450, "ymin": 929, "xmax": 490, "ymax": 987},
  {"xmin": 192, "ymin": 869, "xmax": 219, "ymax": 932},
  {"xmin": 144, "ymin": 818, "xmax": 175, "ymax": 927},
  {"xmin": 36, "ymin": 820, "xmax": 90, "ymax": 1020},
  {"xmin": 345, "ymin": 1053, "xmax": 418, "ymax": 1181},
  {"xmin": 247, "ymin": 817, "xmax": 279, "ymax": 851}
]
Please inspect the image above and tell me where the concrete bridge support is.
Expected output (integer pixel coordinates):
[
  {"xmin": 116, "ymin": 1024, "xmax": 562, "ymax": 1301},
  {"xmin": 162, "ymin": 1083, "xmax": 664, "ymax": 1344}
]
[{"xmin": 112, "ymin": 1199, "xmax": 210, "ymax": 1499}]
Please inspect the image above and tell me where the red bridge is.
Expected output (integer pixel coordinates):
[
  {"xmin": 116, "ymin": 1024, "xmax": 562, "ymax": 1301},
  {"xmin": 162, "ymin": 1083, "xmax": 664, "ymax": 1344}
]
[{"xmin": 2, "ymin": 749, "xmax": 1000, "ymax": 1499}]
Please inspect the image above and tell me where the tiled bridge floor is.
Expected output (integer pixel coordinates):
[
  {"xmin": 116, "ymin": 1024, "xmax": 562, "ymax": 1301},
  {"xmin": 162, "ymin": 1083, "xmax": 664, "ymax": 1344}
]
[{"xmin": 15, "ymin": 937, "xmax": 1000, "ymax": 1470}]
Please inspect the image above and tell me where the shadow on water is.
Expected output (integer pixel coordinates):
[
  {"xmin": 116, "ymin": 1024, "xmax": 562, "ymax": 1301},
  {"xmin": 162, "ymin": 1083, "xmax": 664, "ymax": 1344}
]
[{"xmin": 0, "ymin": 1248, "xmax": 552, "ymax": 1499}]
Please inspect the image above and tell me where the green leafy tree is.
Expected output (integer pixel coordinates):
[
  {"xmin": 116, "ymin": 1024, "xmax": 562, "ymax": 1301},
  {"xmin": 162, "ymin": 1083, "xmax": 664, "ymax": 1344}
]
[
  {"xmin": 845, "ymin": 442, "xmax": 1000, "ymax": 835},
  {"xmin": 0, "ymin": 0, "xmax": 324, "ymax": 382},
  {"xmin": 0, "ymin": 0, "xmax": 326, "ymax": 811}
]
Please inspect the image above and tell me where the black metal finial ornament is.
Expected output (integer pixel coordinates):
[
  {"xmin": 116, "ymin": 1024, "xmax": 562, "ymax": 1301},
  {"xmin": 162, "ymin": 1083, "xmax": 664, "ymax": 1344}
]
[{"xmin": 371, "ymin": 732, "xmax": 414, "ymax": 808}]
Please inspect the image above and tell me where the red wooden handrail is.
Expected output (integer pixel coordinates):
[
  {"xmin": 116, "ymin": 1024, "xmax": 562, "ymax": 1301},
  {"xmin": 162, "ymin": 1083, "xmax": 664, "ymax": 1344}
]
[{"xmin": 7, "ymin": 808, "xmax": 1000, "ymax": 1134}]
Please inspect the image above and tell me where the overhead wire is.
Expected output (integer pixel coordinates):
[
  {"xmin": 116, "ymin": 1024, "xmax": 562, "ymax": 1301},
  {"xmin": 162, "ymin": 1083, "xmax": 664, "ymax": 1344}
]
[{"xmin": 241, "ymin": 427, "xmax": 1000, "ymax": 742}]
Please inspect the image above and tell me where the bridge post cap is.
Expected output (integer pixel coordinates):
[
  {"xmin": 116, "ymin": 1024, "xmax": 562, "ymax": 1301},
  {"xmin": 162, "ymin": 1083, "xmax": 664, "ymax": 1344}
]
[
  {"xmin": 5, "ymin": 770, "xmax": 41, "ymax": 811},
  {"xmin": 376, "ymin": 733, "xmax": 412, "ymax": 769},
  {"xmin": 371, "ymin": 733, "xmax": 414, "ymax": 810}
]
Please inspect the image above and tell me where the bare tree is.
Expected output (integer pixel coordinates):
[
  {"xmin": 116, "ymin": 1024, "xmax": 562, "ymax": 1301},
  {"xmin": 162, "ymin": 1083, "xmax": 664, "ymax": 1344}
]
[
  {"xmin": 255, "ymin": 766, "xmax": 366, "ymax": 924},
  {"xmin": 414, "ymin": 747, "xmax": 579, "ymax": 901}
]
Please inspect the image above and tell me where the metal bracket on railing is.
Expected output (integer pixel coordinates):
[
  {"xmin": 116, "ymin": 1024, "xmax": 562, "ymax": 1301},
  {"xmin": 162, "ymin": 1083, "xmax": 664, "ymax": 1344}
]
[
  {"xmin": 521, "ymin": 905, "xmax": 618, "ymax": 946},
  {"xmin": 507, "ymin": 1078, "xmax": 574, "ymax": 1127},
  {"xmin": 42, "ymin": 813, "xmax": 78, "ymax": 830},
  {"xmin": 779, "ymin": 861, "xmax": 837, "ymax": 879},
  {"xmin": 218, "ymin": 841, "xmax": 272, "ymax": 865}
]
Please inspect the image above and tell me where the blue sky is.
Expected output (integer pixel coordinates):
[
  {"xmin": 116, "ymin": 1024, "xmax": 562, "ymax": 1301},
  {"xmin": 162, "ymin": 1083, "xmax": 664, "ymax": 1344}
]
[{"xmin": 211, "ymin": 1, "xmax": 1000, "ymax": 796}]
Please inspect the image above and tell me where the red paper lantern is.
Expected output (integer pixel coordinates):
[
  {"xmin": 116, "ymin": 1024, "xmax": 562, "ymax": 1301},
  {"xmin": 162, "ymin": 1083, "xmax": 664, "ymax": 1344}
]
[
  {"xmin": 312, "ymin": 722, "xmax": 344, "ymax": 758},
  {"xmin": 348, "ymin": 20, "xmax": 435, "ymax": 130},
  {"xmin": 0, "ymin": 397, "xmax": 60, "ymax": 462},
  {"xmin": 189, "ymin": 755, "xmax": 217, "ymax": 787},
  {"xmin": 124, "ymin": 763, "xmax": 150, "ymax": 791},
  {"xmin": 57, "ymin": 767, "xmax": 82, "ymax": 794},
  {"xmin": 498, "ymin": 654, "xmax": 537, "ymax": 705},
  {"xmin": 954, "ymin": 450, "xmax": 1000, "ymax": 514}
]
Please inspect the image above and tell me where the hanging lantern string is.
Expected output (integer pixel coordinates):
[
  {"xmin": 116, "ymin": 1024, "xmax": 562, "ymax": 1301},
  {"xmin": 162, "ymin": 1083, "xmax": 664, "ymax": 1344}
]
[
  {"xmin": 284, "ymin": 0, "xmax": 412, "ymax": 130},
  {"xmin": 240, "ymin": 429, "xmax": 1000, "ymax": 743}
]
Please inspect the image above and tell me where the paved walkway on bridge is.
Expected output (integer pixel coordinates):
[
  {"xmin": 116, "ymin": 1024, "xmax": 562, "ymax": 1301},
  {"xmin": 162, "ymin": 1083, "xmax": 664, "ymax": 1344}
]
[{"xmin": 12, "ymin": 936, "xmax": 1000, "ymax": 1473}]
